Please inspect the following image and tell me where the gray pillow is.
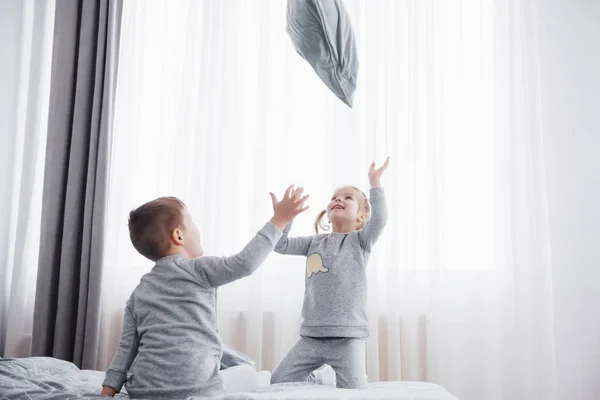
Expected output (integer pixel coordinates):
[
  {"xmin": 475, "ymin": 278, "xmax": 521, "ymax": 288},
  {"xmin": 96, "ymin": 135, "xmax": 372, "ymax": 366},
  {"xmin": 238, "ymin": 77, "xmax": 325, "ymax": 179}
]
[
  {"xmin": 286, "ymin": 0, "xmax": 359, "ymax": 107},
  {"xmin": 220, "ymin": 344, "xmax": 256, "ymax": 370}
]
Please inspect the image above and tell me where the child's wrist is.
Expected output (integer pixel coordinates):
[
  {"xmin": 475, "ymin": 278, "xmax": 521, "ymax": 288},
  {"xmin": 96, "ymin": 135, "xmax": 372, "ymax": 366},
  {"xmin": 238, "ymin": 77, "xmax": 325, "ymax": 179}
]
[
  {"xmin": 370, "ymin": 180, "xmax": 382, "ymax": 188},
  {"xmin": 270, "ymin": 216, "xmax": 289, "ymax": 231},
  {"xmin": 101, "ymin": 386, "xmax": 117, "ymax": 397}
]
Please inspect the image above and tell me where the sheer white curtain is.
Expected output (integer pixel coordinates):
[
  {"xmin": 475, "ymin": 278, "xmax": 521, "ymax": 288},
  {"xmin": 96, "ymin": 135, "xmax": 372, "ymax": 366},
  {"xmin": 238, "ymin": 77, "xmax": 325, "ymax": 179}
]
[
  {"xmin": 100, "ymin": 1, "xmax": 556, "ymax": 399},
  {"xmin": 0, "ymin": 0, "xmax": 55, "ymax": 358}
]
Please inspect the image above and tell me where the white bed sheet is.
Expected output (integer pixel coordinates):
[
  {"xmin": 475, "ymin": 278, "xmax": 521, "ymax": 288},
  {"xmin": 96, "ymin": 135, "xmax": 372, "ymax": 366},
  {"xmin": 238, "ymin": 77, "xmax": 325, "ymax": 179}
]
[
  {"xmin": 89, "ymin": 369, "xmax": 459, "ymax": 399},
  {"xmin": 79, "ymin": 369, "xmax": 462, "ymax": 400}
]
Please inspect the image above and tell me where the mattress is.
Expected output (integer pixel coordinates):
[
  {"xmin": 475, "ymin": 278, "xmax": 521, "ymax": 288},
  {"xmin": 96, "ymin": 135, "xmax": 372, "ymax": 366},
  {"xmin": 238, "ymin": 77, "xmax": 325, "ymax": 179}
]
[
  {"xmin": 224, "ymin": 381, "xmax": 459, "ymax": 399},
  {"xmin": 0, "ymin": 357, "xmax": 459, "ymax": 400}
]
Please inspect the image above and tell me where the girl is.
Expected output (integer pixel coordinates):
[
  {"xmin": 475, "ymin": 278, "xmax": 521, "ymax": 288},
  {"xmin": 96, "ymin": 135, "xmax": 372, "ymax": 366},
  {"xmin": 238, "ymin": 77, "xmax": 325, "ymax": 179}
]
[{"xmin": 270, "ymin": 158, "xmax": 389, "ymax": 389}]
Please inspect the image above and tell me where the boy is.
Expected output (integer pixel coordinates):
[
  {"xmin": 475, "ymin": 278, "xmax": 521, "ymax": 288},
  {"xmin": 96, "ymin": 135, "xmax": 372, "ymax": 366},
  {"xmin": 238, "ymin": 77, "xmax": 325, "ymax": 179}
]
[{"xmin": 101, "ymin": 185, "xmax": 309, "ymax": 399}]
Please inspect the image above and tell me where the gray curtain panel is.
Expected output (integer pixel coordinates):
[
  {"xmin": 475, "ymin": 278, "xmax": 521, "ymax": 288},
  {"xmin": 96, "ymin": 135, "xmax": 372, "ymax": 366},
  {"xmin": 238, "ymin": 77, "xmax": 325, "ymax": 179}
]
[{"xmin": 32, "ymin": 0, "xmax": 123, "ymax": 369}]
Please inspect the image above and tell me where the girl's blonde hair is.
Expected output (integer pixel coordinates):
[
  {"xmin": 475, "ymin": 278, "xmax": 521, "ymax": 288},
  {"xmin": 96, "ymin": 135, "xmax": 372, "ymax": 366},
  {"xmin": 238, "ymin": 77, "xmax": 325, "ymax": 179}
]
[{"xmin": 314, "ymin": 186, "xmax": 371, "ymax": 233}]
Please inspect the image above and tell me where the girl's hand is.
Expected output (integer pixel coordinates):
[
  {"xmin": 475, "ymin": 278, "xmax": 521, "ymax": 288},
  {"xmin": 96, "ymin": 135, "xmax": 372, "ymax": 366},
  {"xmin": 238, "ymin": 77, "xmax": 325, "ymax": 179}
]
[
  {"xmin": 369, "ymin": 157, "xmax": 390, "ymax": 188},
  {"xmin": 269, "ymin": 185, "xmax": 310, "ymax": 230}
]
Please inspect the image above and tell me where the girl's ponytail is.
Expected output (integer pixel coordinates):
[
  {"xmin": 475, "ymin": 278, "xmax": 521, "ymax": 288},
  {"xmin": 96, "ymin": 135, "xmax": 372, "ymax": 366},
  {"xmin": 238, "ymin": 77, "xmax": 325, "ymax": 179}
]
[{"xmin": 314, "ymin": 210, "xmax": 329, "ymax": 234}]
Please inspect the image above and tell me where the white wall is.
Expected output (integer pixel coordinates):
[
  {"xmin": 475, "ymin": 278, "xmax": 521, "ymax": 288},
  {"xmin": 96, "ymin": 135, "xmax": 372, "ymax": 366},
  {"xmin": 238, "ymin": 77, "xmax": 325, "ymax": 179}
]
[{"xmin": 537, "ymin": 0, "xmax": 600, "ymax": 399}]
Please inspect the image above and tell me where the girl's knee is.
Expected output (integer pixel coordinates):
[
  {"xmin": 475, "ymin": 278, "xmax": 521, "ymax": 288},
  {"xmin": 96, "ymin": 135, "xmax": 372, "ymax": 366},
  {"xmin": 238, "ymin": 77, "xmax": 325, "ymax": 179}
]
[{"xmin": 335, "ymin": 371, "xmax": 367, "ymax": 389}]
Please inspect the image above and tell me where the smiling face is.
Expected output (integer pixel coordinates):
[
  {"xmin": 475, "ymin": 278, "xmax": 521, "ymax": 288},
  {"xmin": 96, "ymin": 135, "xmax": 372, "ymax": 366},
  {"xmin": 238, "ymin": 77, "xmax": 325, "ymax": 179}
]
[{"xmin": 326, "ymin": 187, "xmax": 369, "ymax": 231}]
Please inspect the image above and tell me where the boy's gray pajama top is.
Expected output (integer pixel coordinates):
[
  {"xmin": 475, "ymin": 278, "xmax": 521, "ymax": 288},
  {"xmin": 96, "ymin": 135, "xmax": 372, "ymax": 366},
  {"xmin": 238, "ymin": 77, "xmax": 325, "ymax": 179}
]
[
  {"xmin": 102, "ymin": 222, "xmax": 282, "ymax": 399},
  {"xmin": 271, "ymin": 187, "xmax": 387, "ymax": 388}
]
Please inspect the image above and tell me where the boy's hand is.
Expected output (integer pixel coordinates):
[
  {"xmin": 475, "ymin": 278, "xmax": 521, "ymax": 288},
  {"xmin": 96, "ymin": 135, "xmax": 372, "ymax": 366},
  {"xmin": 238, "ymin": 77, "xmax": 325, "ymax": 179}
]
[
  {"xmin": 269, "ymin": 185, "xmax": 310, "ymax": 230},
  {"xmin": 369, "ymin": 157, "xmax": 390, "ymax": 188},
  {"xmin": 101, "ymin": 386, "xmax": 116, "ymax": 397}
]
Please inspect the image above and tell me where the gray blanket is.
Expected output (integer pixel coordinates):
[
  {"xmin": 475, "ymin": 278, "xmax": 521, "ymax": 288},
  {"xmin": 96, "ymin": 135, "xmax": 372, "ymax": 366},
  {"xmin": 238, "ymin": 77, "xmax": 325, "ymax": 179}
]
[
  {"xmin": 0, "ymin": 357, "xmax": 106, "ymax": 399},
  {"xmin": 0, "ymin": 345, "xmax": 253, "ymax": 399}
]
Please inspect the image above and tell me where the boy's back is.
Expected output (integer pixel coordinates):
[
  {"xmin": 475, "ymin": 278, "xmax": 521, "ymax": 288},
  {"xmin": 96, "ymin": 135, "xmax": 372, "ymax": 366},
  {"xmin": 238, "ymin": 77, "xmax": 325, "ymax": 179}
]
[
  {"xmin": 108, "ymin": 255, "xmax": 223, "ymax": 398},
  {"xmin": 102, "ymin": 189, "xmax": 308, "ymax": 399}
]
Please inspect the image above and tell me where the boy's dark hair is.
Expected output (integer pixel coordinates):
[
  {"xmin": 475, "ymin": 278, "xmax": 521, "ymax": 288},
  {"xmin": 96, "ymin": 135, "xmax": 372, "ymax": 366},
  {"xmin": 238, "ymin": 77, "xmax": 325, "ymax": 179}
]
[{"xmin": 128, "ymin": 196, "xmax": 186, "ymax": 261}]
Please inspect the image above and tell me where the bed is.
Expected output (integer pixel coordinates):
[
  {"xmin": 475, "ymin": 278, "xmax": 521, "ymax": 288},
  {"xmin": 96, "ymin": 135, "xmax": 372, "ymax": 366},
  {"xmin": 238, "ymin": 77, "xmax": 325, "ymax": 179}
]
[{"xmin": 0, "ymin": 357, "xmax": 459, "ymax": 399}]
